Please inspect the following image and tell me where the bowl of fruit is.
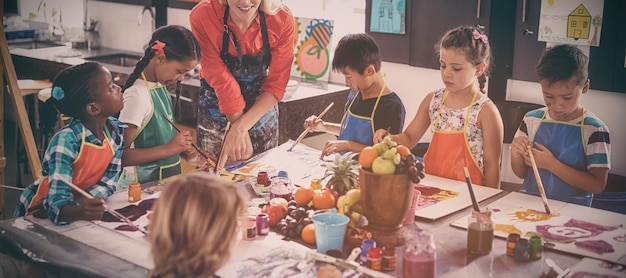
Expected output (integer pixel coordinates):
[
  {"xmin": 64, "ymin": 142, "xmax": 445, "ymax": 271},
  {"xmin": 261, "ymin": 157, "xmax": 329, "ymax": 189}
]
[{"xmin": 358, "ymin": 137, "xmax": 426, "ymax": 231}]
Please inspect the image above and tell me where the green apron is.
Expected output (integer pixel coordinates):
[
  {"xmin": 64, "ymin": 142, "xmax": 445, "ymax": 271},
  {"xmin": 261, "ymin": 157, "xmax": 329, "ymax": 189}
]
[{"xmin": 132, "ymin": 75, "xmax": 182, "ymax": 183}]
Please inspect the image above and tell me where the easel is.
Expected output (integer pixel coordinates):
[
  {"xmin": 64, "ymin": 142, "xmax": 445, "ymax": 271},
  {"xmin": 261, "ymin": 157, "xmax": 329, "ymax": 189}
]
[{"xmin": 0, "ymin": 23, "xmax": 44, "ymax": 219}]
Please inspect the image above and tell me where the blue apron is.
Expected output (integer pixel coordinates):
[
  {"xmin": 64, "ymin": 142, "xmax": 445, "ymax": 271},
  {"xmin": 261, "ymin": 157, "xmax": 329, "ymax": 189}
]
[
  {"xmin": 521, "ymin": 110, "xmax": 590, "ymax": 206},
  {"xmin": 337, "ymin": 85, "xmax": 385, "ymax": 146},
  {"xmin": 197, "ymin": 6, "xmax": 278, "ymax": 158}
]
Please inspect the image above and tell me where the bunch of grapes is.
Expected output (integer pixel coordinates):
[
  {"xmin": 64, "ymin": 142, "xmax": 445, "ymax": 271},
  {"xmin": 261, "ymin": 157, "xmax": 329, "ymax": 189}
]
[
  {"xmin": 396, "ymin": 153, "xmax": 426, "ymax": 183},
  {"xmin": 275, "ymin": 200, "xmax": 314, "ymax": 240}
]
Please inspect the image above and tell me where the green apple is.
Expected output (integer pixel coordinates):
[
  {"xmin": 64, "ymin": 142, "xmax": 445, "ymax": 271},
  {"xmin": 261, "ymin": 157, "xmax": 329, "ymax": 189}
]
[{"xmin": 371, "ymin": 157, "xmax": 396, "ymax": 175}]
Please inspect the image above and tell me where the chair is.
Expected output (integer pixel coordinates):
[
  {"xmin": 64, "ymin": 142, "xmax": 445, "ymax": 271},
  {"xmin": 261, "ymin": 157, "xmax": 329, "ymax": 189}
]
[{"xmin": 591, "ymin": 174, "xmax": 626, "ymax": 214}]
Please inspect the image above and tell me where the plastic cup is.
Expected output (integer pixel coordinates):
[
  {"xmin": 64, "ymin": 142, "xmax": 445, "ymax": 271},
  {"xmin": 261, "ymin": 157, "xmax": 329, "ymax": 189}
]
[
  {"xmin": 403, "ymin": 187, "xmax": 421, "ymax": 225},
  {"xmin": 312, "ymin": 209, "xmax": 350, "ymax": 254}
]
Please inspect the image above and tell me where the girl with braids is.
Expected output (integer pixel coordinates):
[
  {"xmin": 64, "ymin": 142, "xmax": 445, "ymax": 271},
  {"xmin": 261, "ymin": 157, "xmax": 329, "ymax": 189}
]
[
  {"xmin": 374, "ymin": 26, "xmax": 504, "ymax": 188},
  {"xmin": 14, "ymin": 62, "xmax": 125, "ymax": 225},
  {"xmin": 118, "ymin": 25, "xmax": 203, "ymax": 186}
]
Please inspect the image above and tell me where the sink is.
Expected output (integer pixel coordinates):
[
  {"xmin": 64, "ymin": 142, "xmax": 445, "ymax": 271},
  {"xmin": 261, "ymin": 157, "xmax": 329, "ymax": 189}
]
[
  {"xmin": 8, "ymin": 40, "xmax": 66, "ymax": 50},
  {"xmin": 84, "ymin": 53, "xmax": 142, "ymax": 67}
]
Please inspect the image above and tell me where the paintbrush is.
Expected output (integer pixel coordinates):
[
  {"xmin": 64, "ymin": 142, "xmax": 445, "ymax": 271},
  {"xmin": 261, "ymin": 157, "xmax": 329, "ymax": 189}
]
[
  {"xmin": 464, "ymin": 167, "xmax": 481, "ymax": 212},
  {"xmin": 527, "ymin": 145, "xmax": 552, "ymax": 214},
  {"xmin": 214, "ymin": 121, "xmax": 232, "ymax": 174},
  {"xmin": 162, "ymin": 115, "xmax": 216, "ymax": 168},
  {"xmin": 55, "ymin": 176, "xmax": 147, "ymax": 235},
  {"xmin": 287, "ymin": 102, "xmax": 334, "ymax": 152}
]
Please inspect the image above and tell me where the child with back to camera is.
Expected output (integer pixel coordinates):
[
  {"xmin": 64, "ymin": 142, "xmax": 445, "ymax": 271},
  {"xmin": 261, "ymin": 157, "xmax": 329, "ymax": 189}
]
[
  {"xmin": 510, "ymin": 44, "xmax": 610, "ymax": 206},
  {"xmin": 303, "ymin": 33, "xmax": 405, "ymax": 158},
  {"xmin": 147, "ymin": 173, "xmax": 247, "ymax": 278},
  {"xmin": 14, "ymin": 62, "xmax": 125, "ymax": 225},
  {"xmin": 374, "ymin": 26, "xmax": 504, "ymax": 188},
  {"xmin": 118, "ymin": 25, "xmax": 206, "ymax": 186}
]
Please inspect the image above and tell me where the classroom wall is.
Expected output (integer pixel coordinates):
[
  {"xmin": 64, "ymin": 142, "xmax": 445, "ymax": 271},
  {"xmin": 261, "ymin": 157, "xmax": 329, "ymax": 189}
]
[{"xmin": 18, "ymin": 0, "xmax": 625, "ymax": 177}]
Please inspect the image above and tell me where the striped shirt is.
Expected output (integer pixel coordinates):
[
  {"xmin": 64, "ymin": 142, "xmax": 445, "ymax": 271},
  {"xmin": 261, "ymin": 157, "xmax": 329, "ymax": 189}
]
[
  {"xmin": 514, "ymin": 107, "xmax": 611, "ymax": 169},
  {"xmin": 14, "ymin": 117, "xmax": 125, "ymax": 225}
]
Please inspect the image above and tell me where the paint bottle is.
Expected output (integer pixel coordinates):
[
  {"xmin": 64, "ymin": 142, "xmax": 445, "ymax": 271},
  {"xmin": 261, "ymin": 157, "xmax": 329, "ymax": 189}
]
[
  {"xmin": 360, "ymin": 239, "xmax": 376, "ymax": 264},
  {"xmin": 310, "ymin": 178, "xmax": 323, "ymax": 190},
  {"xmin": 256, "ymin": 213, "xmax": 270, "ymax": 236},
  {"xmin": 530, "ymin": 236, "xmax": 543, "ymax": 260},
  {"xmin": 128, "ymin": 182, "xmax": 141, "ymax": 203},
  {"xmin": 382, "ymin": 246, "xmax": 397, "ymax": 271},
  {"xmin": 506, "ymin": 233, "xmax": 521, "ymax": 257},
  {"xmin": 242, "ymin": 215, "xmax": 256, "ymax": 240},
  {"xmin": 514, "ymin": 238, "xmax": 530, "ymax": 261},
  {"xmin": 367, "ymin": 247, "xmax": 382, "ymax": 271},
  {"xmin": 467, "ymin": 208, "xmax": 494, "ymax": 255},
  {"xmin": 403, "ymin": 229, "xmax": 436, "ymax": 278}
]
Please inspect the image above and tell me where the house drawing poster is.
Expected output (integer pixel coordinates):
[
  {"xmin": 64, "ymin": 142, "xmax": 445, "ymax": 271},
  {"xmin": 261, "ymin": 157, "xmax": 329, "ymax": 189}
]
[
  {"xmin": 291, "ymin": 17, "xmax": 334, "ymax": 82},
  {"xmin": 538, "ymin": 0, "xmax": 604, "ymax": 47},
  {"xmin": 369, "ymin": 0, "xmax": 406, "ymax": 34}
]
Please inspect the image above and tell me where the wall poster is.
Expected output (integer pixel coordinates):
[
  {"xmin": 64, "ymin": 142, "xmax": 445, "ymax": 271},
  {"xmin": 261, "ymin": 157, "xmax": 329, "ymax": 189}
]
[
  {"xmin": 538, "ymin": 0, "xmax": 604, "ymax": 47},
  {"xmin": 291, "ymin": 17, "xmax": 334, "ymax": 82},
  {"xmin": 369, "ymin": 0, "xmax": 406, "ymax": 34}
]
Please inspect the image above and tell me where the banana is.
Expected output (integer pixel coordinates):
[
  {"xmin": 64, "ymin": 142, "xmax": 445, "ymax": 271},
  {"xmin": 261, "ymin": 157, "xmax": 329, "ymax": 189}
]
[{"xmin": 336, "ymin": 195, "xmax": 347, "ymax": 214}]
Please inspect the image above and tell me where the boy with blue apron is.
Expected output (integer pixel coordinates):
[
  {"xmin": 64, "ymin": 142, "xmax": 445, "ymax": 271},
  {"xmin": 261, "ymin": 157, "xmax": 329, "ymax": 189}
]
[
  {"xmin": 338, "ymin": 85, "xmax": 386, "ymax": 146},
  {"xmin": 131, "ymin": 74, "xmax": 181, "ymax": 183},
  {"xmin": 197, "ymin": 6, "xmax": 278, "ymax": 158},
  {"xmin": 521, "ymin": 110, "xmax": 591, "ymax": 206}
]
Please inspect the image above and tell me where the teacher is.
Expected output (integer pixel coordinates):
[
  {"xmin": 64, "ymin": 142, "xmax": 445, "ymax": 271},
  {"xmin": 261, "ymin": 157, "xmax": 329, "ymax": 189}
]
[{"xmin": 190, "ymin": 0, "xmax": 295, "ymax": 167}]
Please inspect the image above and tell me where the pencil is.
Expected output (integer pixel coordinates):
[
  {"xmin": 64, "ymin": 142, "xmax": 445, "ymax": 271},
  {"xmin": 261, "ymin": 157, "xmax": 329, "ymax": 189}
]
[
  {"xmin": 55, "ymin": 175, "xmax": 148, "ymax": 235},
  {"xmin": 463, "ymin": 167, "xmax": 481, "ymax": 212},
  {"xmin": 288, "ymin": 102, "xmax": 335, "ymax": 152},
  {"xmin": 161, "ymin": 115, "xmax": 216, "ymax": 168},
  {"xmin": 527, "ymin": 145, "xmax": 552, "ymax": 214}
]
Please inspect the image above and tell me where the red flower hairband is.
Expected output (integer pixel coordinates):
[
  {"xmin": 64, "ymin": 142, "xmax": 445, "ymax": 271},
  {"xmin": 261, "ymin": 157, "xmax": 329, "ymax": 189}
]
[
  {"xmin": 472, "ymin": 30, "xmax": 488, "ymax": 43},
  {"xmin": 151, "ymin": 40, "xmax": 166, "ymax": 55}
]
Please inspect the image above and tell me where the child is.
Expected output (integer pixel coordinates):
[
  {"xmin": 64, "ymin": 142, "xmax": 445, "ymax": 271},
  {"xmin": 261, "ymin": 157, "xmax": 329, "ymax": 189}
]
[
  {"xmin": 510, "ymin": 44, "xmax": 610, "ymax": 206},
  {"xmin": 118, "ymin": 25, "xmax": 204, "ymax": 186},
  {"xmin": 303, "ymin": 33, "xmax": 405, "ymax": 158},
  {"xmin": 374, "ymin": 26, "xmax": 504, "ymax": 188},
  {"xmin": 14, "ymin": 62, "xmax": 125, "ymax": 225},
  {"xmin": 147, "ymin": 173, "xmax": 247, "ymax": 277}
]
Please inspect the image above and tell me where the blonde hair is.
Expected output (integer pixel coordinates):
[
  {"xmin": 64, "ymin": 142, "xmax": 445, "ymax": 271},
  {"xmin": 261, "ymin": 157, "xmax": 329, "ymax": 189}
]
[
  {"xmin": 219, "ymin": 0, "xmax": 282, "ymax": 15},
  {"xmin": 149, "ymin": 173, "xmax": 247, "ymax": 277}
]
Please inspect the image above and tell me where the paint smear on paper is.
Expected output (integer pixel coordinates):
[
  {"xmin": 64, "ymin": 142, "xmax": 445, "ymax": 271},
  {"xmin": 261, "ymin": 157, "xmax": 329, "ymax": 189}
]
[
  {"xmin": 496, "ymin": 224, "xmax": 522, "ymax": 235},
  {"xmin": 536, "ymin": 218, "xmax": 619, "ymax": 241},
  {"xmin": 101, "ymin": 205, "xmax": 147, "ymax": 222},
  {"xmin": 575, "ymin": 240, "xmax": 615, "ymax": 254},
  {"xmin": 414, "ymin": 185, "xmax": 459, "ymax": 211},
  {"xmin": 510, "ymin": 209, "xmax": 559, "ymax": 222}
]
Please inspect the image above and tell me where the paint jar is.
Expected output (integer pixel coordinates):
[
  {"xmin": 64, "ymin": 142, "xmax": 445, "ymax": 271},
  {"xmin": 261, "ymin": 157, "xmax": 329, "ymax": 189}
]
[
  {"xmin": 367, "ymin": 247, "xmax": 382, "ymax": 271},
  {"xmin": 310, "ymin": 178, "xmax": 323, "ymax": 190},
  {"xmin": 242, "ymin": 215, "xmax": 256, "ymax": 241},
  {"xmin": 256, "ymin": 213, "xmax": 270, "ymax": 236},
  {"xmin": 467, "ymin": 208, "xmax": 494, "ymax": 255},
  {"xmin": 382, "ymin": 246, "xmax": 397, "ymax": 271},
  {"xmin": 402, "ymin": 186, "xmax": 421, "ymax": 225},
  {"xmin": 514, "ymin": 238, "xmax": 530, "ymax": 261},
  {"xmin": 530, "ymin": 236, "xmax": 543, "ymax": 260},
  {"xmin": 403, "ymin": 229, "xmax": 436, "ymax": 278},
  {"xmin": 506, "ymin": 233, "xmax": 521, "ymax": 257},
  {"xmin": 269, "ymin": 177, "xmax": 293, "ymax": 201},
  {"xmin": 256, "ymin": 171, "xmax": 270, "ymax": 186},
  {"xmin": 128, "ymin": 182, "xmax": 141, "ymax": 203}
]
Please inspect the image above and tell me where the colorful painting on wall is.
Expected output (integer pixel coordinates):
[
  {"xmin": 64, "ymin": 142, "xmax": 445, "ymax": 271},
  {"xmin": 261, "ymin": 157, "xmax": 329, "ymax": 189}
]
[
  {"xmin": 291, "ymin": 17, "xmax": 334, "ymax": 81},
  {"xmin": 369, "ymin": 0, "xmax": 406, "ymax": 34},
  {"xmin": 538, "ymin": 0, "xmax": 604, "ymax": 46}
]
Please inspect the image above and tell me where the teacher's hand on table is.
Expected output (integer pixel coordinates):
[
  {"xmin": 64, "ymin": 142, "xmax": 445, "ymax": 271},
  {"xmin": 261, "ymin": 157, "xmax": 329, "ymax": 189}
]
[{"xmin": 218, "ymin": 127, "xmax": 253, "ymax": 169}]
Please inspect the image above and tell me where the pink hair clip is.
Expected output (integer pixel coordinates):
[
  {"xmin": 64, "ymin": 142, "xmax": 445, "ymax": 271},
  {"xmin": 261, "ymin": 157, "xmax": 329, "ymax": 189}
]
[
  {"xmin": 151, "ymin": 40, "xmax": 166, "ymax": 55},
  {"xmin": 472, "ymin": 30, "xmax": 488, "ymax": 43}
]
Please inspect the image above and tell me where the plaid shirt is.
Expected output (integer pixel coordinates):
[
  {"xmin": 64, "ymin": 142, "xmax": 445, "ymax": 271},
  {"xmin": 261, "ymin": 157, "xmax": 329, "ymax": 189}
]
[{"xmin": 15, "ymin": 117, "xmax": 125, "ymax": 225}]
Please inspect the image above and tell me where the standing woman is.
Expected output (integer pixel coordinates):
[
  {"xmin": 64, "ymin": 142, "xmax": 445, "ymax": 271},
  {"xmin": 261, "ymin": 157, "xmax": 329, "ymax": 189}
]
[{"xmin": 190, "ymin": 0, "xmax": 295, "ymax": 168}]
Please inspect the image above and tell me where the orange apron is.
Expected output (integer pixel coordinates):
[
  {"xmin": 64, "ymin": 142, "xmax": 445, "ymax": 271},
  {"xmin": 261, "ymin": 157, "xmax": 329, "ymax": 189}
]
[
  {"xmin": 26, "ymin": 126, "xmax": 115, "ymax": 216},
  {"xmin": 423, "ymin": 91, "xmax": 484, "ymax": 185}
]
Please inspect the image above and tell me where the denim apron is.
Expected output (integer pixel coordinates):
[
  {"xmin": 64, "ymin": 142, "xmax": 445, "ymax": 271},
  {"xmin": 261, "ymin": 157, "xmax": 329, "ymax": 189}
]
[
  {"xmin": 521, "ymin": 110, "xmax": 590, "ymax": 206},
  {"xmin": 337, "ymin": 85, "xmax": 385, "ymax": 146},
  {"xmin": 423, "ymin": 91, "xmax": 484, "ymax": 185},
  {"xmin": 132, "ymin": 75, "xmax": 182, "ymax": 183},
  {"xmin": 26, "ymin": 125, "xmax": 115, "ymax": 218},
  {"xmin": 197, "ymin": 6, "xmax": 278, "ymax": 158}
]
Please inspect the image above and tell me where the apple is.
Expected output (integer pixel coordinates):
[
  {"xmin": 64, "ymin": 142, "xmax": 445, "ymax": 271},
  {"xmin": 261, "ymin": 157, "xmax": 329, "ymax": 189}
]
[
  {"xmin": 371, "ymin": 157, "xmax": 396, "ymax": 175},
  {"xmin": 262, "ymin": 203, "xmax": 288, "ymax": 227}
]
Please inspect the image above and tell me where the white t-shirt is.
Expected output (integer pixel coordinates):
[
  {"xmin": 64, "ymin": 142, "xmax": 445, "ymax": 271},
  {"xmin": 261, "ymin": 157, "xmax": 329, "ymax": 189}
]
[{"xmin": 118, "ymin": 79, "xmax": 160, "ymax": 133}]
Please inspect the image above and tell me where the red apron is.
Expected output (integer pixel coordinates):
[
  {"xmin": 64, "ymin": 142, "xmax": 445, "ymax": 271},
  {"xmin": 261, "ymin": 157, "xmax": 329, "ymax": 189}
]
[
  {"xmin": 423, "ymin": 91, "xmax": 484, "ymax": 185},
  {"xmin": 26, "ymin": 126, "xmax": 115, "ymax": 216}
]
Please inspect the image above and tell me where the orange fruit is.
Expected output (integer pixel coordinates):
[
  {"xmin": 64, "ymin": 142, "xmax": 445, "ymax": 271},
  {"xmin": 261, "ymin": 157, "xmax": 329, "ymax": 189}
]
[
  {"xmin": 397, "ymin": 145, "xmax": 411, "ymax": 157},
  {"xmin": 312, "ymin": 188, "xmax": 337, "ymax": 210},
  {"xmin": 294, "ymin": 187, "xmax": 314, "ymax": 206},
  {"xmin": 359, "ymin": 146, "xmax": 379, "ymax": 169},
  {"xmin": 301, "ymin": 223, "xmax": 316, "ymax": 245}
]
